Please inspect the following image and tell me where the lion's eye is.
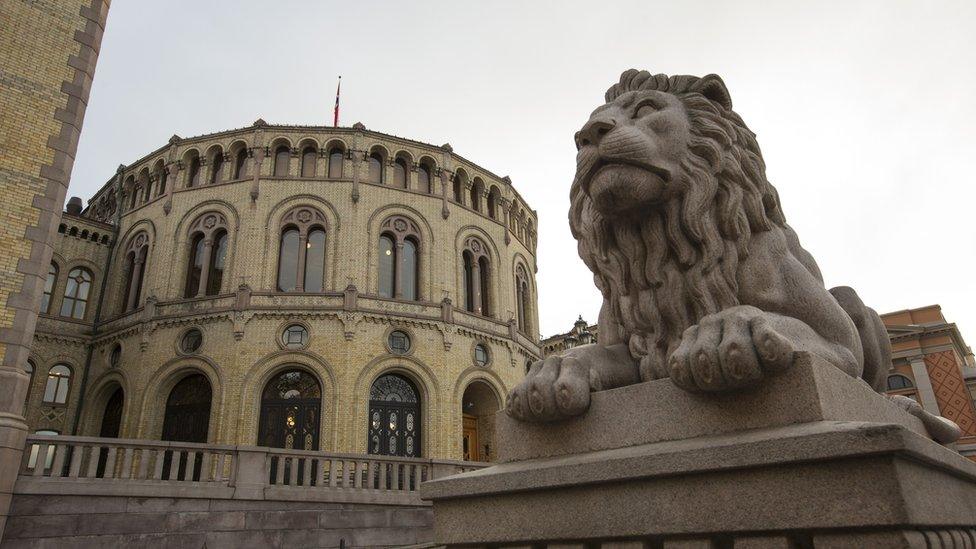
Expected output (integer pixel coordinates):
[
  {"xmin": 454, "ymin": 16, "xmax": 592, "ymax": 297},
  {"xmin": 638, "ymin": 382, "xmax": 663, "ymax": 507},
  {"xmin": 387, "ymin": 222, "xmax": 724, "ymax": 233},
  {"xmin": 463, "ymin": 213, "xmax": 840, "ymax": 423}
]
[{"xmin": 635, "ymin": 103, "xmax": 658, "ymax": 118}]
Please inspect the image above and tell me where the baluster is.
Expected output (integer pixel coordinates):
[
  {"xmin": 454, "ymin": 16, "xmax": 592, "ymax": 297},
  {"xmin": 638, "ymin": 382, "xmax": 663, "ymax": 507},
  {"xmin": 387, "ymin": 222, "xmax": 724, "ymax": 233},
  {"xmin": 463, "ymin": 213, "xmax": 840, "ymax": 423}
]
[
  {"xmin": 121, "ymin": 448, "xmax": 134, "ymax": 479},
  {"xmin": 378, "ymin": 461, "xmax": 388, "ymax": 490},
  {"xmin": 212, "ymin": 453, "xmax": 223, "ymax": 482},
  {"xmin": 168, "ymin": 449, "xmax": 181, "ymax": 481},
  {"xmin": 136, "ymin": 449, "xmax": 149, "ymax": 479},
  {"xmin": 309, "ymin": 458, "xmax": 320, "ymax": 487},
  {"xmin": 68, "ymin": 445, "xmax": 84, "ymax": 477},
  {"xmin": 32, "ymin": 444, "xmax": 49, "ymax": 477},
  {"xmin": 288, "ymin": 456, "xmax": 299, "ymax": 486},
  {"xmin": 153, "ymin": 449, "xmax": 165, "ymax": 480},
  {"xmin": 391, "ymin": 461, "xmax": 400, "ymax": 491},
  {"xmin": 49, "ymin": 444, "xmax": 67, "ymax": 478},
  {"xmin": 104, "ymin": 446, "xmax": 118, "ymax": 479},
  {"xmin": 86, "ymin": 445, "xmax": 101, "ymax": 478},
  {"xmin": 329, "ymin": 459, "xmax": 339, "ymax": 488},
  {"xmin": 351, "ymin": 461, "xmax": 360, "ymax": 489},
  {"xmin": 275, "ymin": 456, "xmax": 285, "ymax": 485},
  {"xmin": 302, "ymin": 457, "xmax": 312, "ymax": 487},
  {"xmin": 199, "ymin": 451, "xmax": 212, "ymax": 482}
]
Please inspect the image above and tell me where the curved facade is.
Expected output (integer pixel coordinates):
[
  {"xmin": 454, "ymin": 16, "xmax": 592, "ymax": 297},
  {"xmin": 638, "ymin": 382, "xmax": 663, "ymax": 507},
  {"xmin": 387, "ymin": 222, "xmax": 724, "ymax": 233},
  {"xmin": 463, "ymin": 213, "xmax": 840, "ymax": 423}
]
[{"xmin": 23, "ymin": 120, "xmax": 540, "ymax": 461}]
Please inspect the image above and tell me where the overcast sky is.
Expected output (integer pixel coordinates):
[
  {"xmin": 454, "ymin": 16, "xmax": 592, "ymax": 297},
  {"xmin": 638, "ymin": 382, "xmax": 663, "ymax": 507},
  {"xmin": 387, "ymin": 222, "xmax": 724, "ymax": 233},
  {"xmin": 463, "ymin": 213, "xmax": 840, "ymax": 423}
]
[{"xmin": 72, "ymin": 0, "xmax": 975, "ymax": 344}]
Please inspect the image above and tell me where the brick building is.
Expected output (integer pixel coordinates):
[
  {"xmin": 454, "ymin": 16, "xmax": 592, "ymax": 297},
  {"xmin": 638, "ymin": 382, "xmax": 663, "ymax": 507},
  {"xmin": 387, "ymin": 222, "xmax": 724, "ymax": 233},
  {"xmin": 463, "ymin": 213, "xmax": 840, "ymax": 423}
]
[
  {"xmin": 22, "ymin": 122, "xmax": 541, "ymax": 464},
  {"xmin": 543, "ymin": 305, "xmax": 976, "ymax": 458}
]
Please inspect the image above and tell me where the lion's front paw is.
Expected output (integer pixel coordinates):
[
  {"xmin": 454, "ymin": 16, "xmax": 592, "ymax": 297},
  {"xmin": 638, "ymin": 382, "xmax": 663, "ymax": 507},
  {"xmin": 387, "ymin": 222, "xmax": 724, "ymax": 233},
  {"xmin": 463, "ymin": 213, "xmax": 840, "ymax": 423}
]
[
  {"xmin": 668, "ymin": 305, "xmax": 797, "ymax": 392},
  {"xmin": 506, "ymin": 354, "xmax": 598, "ymax": 422}
]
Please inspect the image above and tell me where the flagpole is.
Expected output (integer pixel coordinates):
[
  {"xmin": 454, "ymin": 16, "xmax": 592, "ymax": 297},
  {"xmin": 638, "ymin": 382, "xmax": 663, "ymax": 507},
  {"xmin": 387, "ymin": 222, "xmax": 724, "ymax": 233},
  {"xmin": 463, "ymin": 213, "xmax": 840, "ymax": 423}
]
[{"xmin": 333, "ymin": 76, "xmax": 341, "ymax": 128}]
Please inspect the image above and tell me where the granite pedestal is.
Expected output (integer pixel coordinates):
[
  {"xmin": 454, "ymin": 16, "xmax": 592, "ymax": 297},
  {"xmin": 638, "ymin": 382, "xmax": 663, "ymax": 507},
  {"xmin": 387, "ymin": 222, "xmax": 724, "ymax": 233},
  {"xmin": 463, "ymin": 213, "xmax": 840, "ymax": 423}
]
[{"xmin": 422, "ymin": 353, "xmax": 976, "ymax": 547}]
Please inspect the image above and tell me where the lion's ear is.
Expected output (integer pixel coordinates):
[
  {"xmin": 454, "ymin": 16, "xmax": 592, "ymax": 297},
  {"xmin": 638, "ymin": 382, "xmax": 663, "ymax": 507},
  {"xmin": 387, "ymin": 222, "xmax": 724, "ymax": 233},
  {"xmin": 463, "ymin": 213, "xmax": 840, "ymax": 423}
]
[{"xmin": 696, "ymin": 74, "xmax": 732, "ymax": 110}]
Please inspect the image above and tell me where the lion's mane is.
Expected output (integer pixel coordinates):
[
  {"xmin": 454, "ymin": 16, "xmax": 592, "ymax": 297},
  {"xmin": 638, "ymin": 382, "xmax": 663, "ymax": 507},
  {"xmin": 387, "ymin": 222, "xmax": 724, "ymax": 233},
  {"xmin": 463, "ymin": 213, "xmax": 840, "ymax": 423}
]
[{"xmin": 569, "ymin": 69, "xmax": 790, "ymax": 380}]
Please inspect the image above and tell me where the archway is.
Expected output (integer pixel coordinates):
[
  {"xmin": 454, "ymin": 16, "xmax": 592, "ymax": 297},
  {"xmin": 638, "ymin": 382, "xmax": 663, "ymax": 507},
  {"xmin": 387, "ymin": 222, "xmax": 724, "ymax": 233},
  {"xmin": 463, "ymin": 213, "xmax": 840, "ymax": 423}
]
[
  {"xmin": 258, "ymin": 369, "xmax": 322, "ymax": 450},
  {"xmin": 461, "ymin": 381, "xmax": 500, "ymax": 462},
  {"xmin": 95, "ymin": 386, "xmax": 124, "ymax": 478},
  {"xmin": 161, "ymin": 373, "xmax": 212, "ymax": 443},
  {"xmin": 368, "ymin": 373, "xmax": 421, "ymax": 457}
]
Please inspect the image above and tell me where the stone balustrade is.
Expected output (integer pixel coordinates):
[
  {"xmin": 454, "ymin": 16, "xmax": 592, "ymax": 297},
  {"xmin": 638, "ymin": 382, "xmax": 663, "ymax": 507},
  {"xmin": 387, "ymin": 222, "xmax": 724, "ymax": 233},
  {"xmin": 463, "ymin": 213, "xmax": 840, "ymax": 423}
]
[{"xmin": 17, "ymin": 434, "xmax": 486, "ymax": 506}]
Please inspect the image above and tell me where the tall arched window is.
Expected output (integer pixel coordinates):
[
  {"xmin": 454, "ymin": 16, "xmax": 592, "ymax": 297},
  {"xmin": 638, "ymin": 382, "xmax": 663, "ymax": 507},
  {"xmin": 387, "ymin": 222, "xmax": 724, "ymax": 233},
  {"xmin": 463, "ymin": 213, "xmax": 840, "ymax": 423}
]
[
  {"xmin": 328, "ymin": 147, "xmax": 344, "ymax": 178},
  {"xmin": 516, "ymin": 264, "xmax": 531, "ymax": 335},
  {"xmin": 183, "ymin": 213, "xmax": 230, "ymax": 298},
  {"xmin": 161, "ymin": 374, "xmax": 212, "ymax": 443},
  {"xmin": 470, "ymin": 179, "xmax": 484, "ymax": 212},
  {"xmin": 233, "ymin": 148, "xmax": 249, "ymax": 179},
  {"xmin": 368, "ymin": 152, "xmax": 383, "ymax": 184},
  {"xmin": 43, "ymin": 364, "xmax": 71, "ymax": 405},
  {"xmin": 487, "ymin": 186, "xmax": 501, "ymax": 219},
  {"xmin": 418, "ymin": 163, "xmax": 432, "ymax": 194},
  {"xmin": 368, "ymin": 373, "xmax": 421, "ymax": 457},
  {"xmin": 59, "ymin": 268, "xmax": 92, "ymax": 319},
  {"xmin": 462, "ymin": 237, "xmax": 491, "ymax": 316},
  {"xmin": 209, "ymin": 151, "xmax": 224, "ymax": 185},
  {"xmin": 140, "ymin": 170, "xmax": 152, "ymax": 202},
  {"xmin": 156, "ymin": 161, "xmax": 168, "ymax": 195},
  {"xmin": 122, "ymin": 232, "xmax": 150, "ymax": 312},
  {"xmin": 452, "ymin": 174, "xmax": 464, "ymax": 203},
  {"xmin": 258, "ymin": 369, "xmax": 321, "ymax": 450},
  {"xmin": 187, "ymin": 155, "xmax": 201, "ymax": 188},
  {"xmin": 301, "ymin": 146, "xmax": 317, "ymax": 178},
  {"xmin": 276, "ymin": 207, "xmax": 328, "ymax": 292},
  {"xmin": 378, "ymin": 216, "xmax": 421, "ymax": 301},
  {"xmin": 41, "ymin": 262, "xmax": 57, "ymax": 314},
  {"xmin": 393, "ymin": 157, "xmax": 408, "ymax": 188},
  {"xmin": 274, "ymin": 145, "xmax": 291, "ymax": 177}
]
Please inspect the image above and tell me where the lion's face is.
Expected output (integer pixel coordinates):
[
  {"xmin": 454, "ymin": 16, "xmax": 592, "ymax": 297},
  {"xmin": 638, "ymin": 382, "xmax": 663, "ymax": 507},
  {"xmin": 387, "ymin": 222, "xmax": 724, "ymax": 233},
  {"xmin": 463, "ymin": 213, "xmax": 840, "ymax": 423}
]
[{"xmin": 574, "ymin": 89, "xmax": 691, "ymax": 216}]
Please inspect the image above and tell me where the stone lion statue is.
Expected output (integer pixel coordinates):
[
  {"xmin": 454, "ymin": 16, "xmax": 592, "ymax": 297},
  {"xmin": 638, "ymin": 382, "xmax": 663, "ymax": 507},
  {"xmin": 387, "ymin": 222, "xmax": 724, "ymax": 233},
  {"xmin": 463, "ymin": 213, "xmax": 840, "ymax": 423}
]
[{"xmin": 507, "ymin": 69, "xmax": 959, "ymax": 443}]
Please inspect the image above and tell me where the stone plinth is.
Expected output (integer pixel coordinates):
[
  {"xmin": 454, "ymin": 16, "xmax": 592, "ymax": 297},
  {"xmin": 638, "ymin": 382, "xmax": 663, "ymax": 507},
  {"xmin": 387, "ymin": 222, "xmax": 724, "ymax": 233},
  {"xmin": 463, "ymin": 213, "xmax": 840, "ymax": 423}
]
[{"xmin": 422, "ymin": 354, "xmax": 976, "ymax": 547}]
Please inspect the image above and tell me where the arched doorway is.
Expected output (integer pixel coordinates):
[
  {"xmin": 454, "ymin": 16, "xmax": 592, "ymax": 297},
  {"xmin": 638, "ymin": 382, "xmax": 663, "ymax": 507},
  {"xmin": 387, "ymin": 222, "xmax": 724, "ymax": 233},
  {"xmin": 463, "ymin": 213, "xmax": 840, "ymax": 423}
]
[
  {"xmin": 96, "ymin": 386, "xmax": 124, "ymax": 478},
  {"xmin": 258, "ymin": 369, "xmax": 321, "ymax": 450},
  {"xmin": 161, "ymin": 373, "xmax": 212, "ymax": 443},
  {"xmin": 368, "ymin": 373, "xmax": 421, "ymax": 457},
  {"xmin": 461, "ymin": 381, "xmax": 500, "ymax": 462}
]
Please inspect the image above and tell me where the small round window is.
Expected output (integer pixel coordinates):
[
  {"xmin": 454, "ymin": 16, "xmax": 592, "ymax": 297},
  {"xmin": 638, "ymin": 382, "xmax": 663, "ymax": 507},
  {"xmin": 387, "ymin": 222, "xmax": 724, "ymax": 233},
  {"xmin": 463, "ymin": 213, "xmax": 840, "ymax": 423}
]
[
  {"xmin": 109, "ymin": 344, "xmax": 121, "ymax": 368},
  {"xmin": 180, "ymin": 328, "xmax": 203, "ymax": 354},
  {"xmin": 282, "ymin": 324, "xmax": 309, "ymax": 349},
  {"xmin": 474, "ymin": 344, "xmax": 490, "ymax": 367},
  {"xmin": 389, "ymin": 330, "xmax": 411, "ymax": 355}
]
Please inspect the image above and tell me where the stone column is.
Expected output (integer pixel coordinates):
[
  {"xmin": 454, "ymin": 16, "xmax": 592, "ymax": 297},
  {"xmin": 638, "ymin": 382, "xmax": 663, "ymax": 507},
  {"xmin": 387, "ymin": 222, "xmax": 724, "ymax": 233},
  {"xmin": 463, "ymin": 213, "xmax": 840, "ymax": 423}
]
[
  {"xmin": 909, "ymin": 355, "xmax": 941, "ymax": 413},
  {"xmin": 249, "ymin": 148, "xmax": 264, "ymax": 201},
  {"xmin": 125, "ymin": 254, "xmax": 145, "ymax": 311},
  {"xmin": 502, "ymin": 198, "xmax": 512, "ymax": 245},
  {"xmin": 471, "ymin": 261, "xmax": 482, "ymax": 315},
  {"xmin": 195, "ymin": 237, "xmax": 214, "ymax": 297},
  {"xmin": 440, "ymin": 170, "xmax": 451, "ymax": 219}
]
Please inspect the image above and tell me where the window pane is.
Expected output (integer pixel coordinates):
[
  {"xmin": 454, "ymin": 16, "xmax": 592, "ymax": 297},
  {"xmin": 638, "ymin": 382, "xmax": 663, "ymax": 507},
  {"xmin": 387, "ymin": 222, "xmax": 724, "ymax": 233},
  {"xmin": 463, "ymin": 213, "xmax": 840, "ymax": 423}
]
[
  {"xmin": 43, "ymin": 377, "xmax": 57, "ymax": 402},
  {"xmin": 394, "ymin": 160, "xmax": 406, "ymax": 187},
  {"xmin": 329, "ymin": 151, "xmax": 343, "ymax": 178},
  {"xmin": 277, "ymin": 229, "xmax": 300, "ymax": 292},
  {"xmin": 275, "ymin": 147, "xmax": 290, "ymax": 177},
  {"xmin": 55, "ymin": 378, "xmax": 69, "ymax": 403},
  {"xmin": 418, "ymin": 166, "xmax": 430, "ymax": 193},
  {"xmin": 402, "ymin": 239, "xmax": 417, "ymax": 301},
  {"xmin": 41, "ymin": 263, "xmax": 56, "ymax": 313},
  {"xmin": 211, "ymin": 153, "xmax": 223, "ymax": 184},
  {"xmin": 479, "ymin": 257, "xmax": 490, "ymax": 315},
  {"xmin": 378, "ymin": 236, "xmax": 395, "ymax": 298},
  {"xmin": 189, "ymin": 158, "xmax": 201, "ymax": 187},
  {"xmin": 463, "ymin": 253, "xmax": 474, "ymax": 311},
  {"xmin": 304, "ymin": 229, "xmax": 326, "ymax": 292},
  {"xmin": 235, "ymin": 150, "xmax": 248, "ymax": 179},
  {"xmin": 207, "ymin": 232, "xmax": 227, "ymax": 295},
  {"xmin": 184, "ymin": 234, "xmax": 204, "ymax": 297},
  {"xmin": 301, "ymin": 149, "xmax": 316, "ymax": 177},
  {"xmin": 369, "ymin": 155, "xmax": 382, "ymax": 184}
]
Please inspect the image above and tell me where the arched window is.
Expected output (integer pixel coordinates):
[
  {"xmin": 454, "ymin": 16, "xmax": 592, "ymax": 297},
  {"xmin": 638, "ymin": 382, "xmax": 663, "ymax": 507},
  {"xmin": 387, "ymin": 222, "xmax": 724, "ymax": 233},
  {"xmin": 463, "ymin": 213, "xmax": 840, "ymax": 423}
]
[
  {"xmin": 233, "ymin": 148, "xmax": 249, "ymax": 179},
  {"xmin": 59, "ymin": 268, "xmax": 92, "ymax": 319},
  {"xmin": 157, "ymin": 162, "xmax": 168, "ymax": 195},
  {"xmin": 209, "ymin": 151, "xmax": 224, "ymax": 185},
  {"xmin": 122, "ymin": 232, "xmax": 150, "ymax": 312},
  {"xmin": 187, "ymin": 155, "xmax": 201, "ymax": 188},
  {"xmin": 258, "ymin": 370, "xmax": 321, "ymax": 450},
  {"xmin": 328, "ymin": 147, "xmax": 344, "ymax": 178},
  {"xmin": 41, "ymin": 262, "xmax": 57, "ymax": 314},
  {"xmin": 516, "ymin": 264, "xmax": 531, "ymax": 335},
  {"xmin": 43, "ymin": 364, "xmax": 71, "ymax": 405},
  {"xmin": 378, "ymin": 216, "xmax": 422, "ymax": 300},
  {"xmin": 462, "ymin": 237, "xmax": 491, "ymax": 316},
  {"xmin": 470, "ymin": 179, "xmax": 484, "ymax": 212},
  {"xmin": 276, "ymin": 207, "xmax": 328, "ymax": 292},
  {"xmin": 99, "ymin": 387, "xmax": 124, "ymax": 439},
  {"xmin": 301, "ymin": 146, "xmax": 317, "ymax": 178},
  {"xmin": 393, "ymin": 157, "xmax": 408, "ymax": 188},
  {"xmin": 418, "ymin": 162, "xmax": 433, "ymax": 194},
  {"xmin": 368, "ymin": 374, "xmax": 421, "ymax": 457},
  {"xmin": 452, "ymin": 176, "xmax": 464, "ymax": 203},
  {"xmin": 161, "ymin": 374, "xmax": 212, "ymax": 443},
  {"xmin": 141, "ymin": 170, "xmax": 152, "ymax": 202},
  {"xmin": 274, "ymin": 145, "xmax": 291, "ymax": 177},
  {"xmin": 368, "ymin": 152, "xmax": 383, "ymax": 184},
  {"xmin": 887, "ymin": 374, "xmax": 914, "ymax": 391},
  {"xmin": 487, "ymin": 186, "xmax": 501, "ymax": 219},
  {"xmin": 183, "ymin": 213, "xmax": 230, "ymax": 298}
]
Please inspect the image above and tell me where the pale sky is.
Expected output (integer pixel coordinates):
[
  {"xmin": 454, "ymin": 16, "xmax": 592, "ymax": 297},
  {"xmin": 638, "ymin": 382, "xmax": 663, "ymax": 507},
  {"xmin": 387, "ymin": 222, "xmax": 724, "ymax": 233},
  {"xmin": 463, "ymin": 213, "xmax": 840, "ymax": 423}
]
[{"xmin": 71, "ymin": 0, "xmax": 976, "ymax": 344}]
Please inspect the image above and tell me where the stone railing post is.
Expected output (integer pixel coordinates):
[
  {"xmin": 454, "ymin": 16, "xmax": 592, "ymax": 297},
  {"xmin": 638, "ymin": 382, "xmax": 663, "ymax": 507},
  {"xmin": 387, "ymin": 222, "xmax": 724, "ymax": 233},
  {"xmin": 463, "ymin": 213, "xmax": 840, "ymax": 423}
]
[{"xmin": 230, "ymin": 446, "xmax": 267, "ymax": 500}]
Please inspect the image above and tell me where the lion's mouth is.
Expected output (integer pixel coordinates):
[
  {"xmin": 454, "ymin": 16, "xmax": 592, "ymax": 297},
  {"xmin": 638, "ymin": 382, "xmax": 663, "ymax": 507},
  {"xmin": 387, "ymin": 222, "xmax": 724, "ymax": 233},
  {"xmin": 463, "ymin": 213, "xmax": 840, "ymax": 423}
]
[{"xmin": 581, "ymin": 159, "xmax": 671, "ymax": 192}]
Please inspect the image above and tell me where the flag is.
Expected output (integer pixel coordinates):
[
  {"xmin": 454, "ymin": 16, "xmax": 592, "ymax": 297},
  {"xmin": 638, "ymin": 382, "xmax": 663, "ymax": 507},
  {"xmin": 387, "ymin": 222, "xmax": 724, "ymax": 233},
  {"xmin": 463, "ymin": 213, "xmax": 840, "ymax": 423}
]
[{"xmin": 333, "ymin": 76, "xmax": 341, "ymax": 127}]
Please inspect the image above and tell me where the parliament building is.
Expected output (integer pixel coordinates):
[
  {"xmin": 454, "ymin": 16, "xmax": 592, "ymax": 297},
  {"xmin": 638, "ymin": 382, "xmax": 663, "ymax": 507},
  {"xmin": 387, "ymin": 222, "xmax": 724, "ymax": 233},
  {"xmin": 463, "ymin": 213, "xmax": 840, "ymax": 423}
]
[{"xmin": 21, "ymin": 120, "xmax": 541, "ymax": 463}]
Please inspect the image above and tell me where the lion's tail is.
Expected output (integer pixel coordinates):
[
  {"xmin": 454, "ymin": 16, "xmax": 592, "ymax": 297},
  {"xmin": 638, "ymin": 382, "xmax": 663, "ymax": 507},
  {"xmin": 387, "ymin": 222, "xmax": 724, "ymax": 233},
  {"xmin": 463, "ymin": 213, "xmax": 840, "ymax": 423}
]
[{"xmin": 829, "ymin": 286, "xmax": 891, "ymax": 392}]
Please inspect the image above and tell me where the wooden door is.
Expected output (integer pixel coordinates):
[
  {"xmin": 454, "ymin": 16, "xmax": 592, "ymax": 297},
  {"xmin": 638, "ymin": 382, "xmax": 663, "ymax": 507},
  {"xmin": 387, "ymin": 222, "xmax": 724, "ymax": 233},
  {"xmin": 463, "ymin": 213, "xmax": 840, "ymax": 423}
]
[{"xmin": 462, "ymin": 414, "xmax": 479, "ymax": 462}]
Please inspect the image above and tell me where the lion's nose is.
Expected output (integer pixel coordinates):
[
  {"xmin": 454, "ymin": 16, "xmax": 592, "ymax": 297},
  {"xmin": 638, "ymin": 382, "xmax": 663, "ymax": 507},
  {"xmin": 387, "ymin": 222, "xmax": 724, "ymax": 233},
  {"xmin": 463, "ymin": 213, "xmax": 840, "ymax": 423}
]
[{"xmin": 576, "ymin": 117, "xmax": 616, "ymax": 148}]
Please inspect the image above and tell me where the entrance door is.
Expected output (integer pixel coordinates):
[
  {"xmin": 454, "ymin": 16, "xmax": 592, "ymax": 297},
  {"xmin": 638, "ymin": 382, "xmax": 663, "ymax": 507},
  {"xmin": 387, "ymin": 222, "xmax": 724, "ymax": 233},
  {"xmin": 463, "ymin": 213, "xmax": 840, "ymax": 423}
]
[
  {"xmin": 161, "ymin": 373, "xmax": 212, "ymax": 443},
  {"xmin": 99, "ymin": 387, "xmax": 124, "ymax": 438},
  {"xmin": 462, "ymin": 414, "xmax": 479, "ymax": 461},
  {"xmin": 368, "ymin": 374, "xmax": 420, "ymax": 457},
  {"xmin": 258, "ymin": 369, "xmax": 321, "ymax": 450}
]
